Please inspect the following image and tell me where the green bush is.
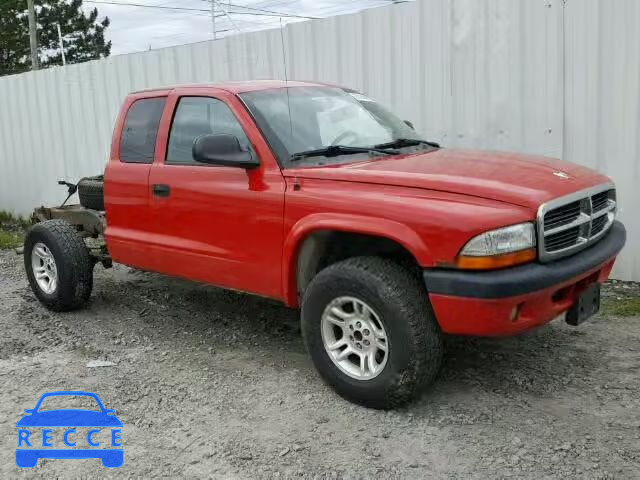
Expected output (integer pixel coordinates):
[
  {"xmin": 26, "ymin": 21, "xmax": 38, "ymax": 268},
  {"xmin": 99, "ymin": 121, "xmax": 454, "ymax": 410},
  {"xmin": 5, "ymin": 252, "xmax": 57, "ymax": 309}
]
[
  {"xmin": 0, "ymin": 230, "xmax": 23, "ymax": 249},
  {"xmin": 0, "ymin": 210, "xmax": 28, "ymax": 249}
]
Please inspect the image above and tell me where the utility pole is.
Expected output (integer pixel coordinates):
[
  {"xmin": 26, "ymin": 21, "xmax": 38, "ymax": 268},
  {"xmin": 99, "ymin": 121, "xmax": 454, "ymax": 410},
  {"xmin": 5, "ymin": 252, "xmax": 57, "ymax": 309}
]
[
  {"xmin": 215, "ymin": 1, "xmax": 240, "ymax": 34},
  {"xmin": 57, "ymin": 24, "xmax": 66, "ymax": 66},
  {"xmin": 26, "ymin": 0, "xmax": 39, "ymax": 70}
]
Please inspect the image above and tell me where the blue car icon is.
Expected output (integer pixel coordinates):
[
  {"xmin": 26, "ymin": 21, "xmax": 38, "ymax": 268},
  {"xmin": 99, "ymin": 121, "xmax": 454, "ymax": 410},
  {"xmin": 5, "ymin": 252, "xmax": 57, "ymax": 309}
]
[{"xmin": 16, "ymin": 391, "xmax": 123, "ymax": 468}]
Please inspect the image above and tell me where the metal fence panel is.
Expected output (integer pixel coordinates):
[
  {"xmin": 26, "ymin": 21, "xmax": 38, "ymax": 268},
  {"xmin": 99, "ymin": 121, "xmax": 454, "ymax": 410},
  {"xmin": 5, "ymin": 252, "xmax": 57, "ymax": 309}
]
[
  {"xmin": 563, "ymin": 0, "xmax": 640, "ymax": 280},
  {"xmin": 0, "ymin": 0, "xmax": 637, "ymax": 279}
]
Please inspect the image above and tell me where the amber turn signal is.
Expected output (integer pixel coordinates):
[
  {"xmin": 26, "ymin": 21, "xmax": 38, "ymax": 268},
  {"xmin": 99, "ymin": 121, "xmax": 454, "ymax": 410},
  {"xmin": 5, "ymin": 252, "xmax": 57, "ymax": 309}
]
[{"xmin": 454, "ymin": 248, "xmax": 536, "ymax": 270}]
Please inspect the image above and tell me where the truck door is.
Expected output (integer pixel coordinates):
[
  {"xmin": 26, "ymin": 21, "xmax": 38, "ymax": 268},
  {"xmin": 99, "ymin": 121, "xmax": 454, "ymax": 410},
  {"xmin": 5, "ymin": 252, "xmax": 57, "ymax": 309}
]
[
  {"xmin": 146, "ymin": 89, "xmax": 286, "ymax": 299},
  {"xmin": 104, "ymin": 92, "xmax": 168, "ymax": 271}
]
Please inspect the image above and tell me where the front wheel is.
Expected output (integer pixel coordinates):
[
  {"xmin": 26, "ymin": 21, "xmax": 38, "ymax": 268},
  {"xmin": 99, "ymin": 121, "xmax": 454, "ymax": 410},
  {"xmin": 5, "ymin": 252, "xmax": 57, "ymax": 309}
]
[
  {"xmin": 24, "ymin": 220, "xmax": 93, "ymax": 312},
  {"xmin": 301, "ymin": 257, "xmax": 443, "ymax": 409}
]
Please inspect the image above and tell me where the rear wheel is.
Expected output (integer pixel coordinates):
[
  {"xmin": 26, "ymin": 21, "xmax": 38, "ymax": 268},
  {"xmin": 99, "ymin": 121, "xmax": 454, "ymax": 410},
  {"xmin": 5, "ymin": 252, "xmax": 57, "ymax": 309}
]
[
  {"xmin": 24, "ymin": 220, "xmax": 93, "ymax": 312},
  {"xmin": 301, "ymin": 257, "xmax": 443, "ymax": 409}
]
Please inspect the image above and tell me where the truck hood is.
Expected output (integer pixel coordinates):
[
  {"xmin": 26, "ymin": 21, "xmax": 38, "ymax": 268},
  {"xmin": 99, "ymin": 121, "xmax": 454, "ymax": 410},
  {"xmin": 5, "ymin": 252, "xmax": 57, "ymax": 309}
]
[{"xmin": 284, "ymin": 149, "xmax": 610, "ymax": 210}]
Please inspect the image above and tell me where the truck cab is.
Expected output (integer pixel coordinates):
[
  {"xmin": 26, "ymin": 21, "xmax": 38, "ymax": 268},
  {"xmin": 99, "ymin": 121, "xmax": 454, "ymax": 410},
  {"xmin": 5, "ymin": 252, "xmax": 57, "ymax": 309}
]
[
  {"xmin": 25, "ymin": 81, "xmax": 626, "ymax": 408},
  {"xmin": 105, "ymin": 85, "xmax": 286, "ymax": 299}
]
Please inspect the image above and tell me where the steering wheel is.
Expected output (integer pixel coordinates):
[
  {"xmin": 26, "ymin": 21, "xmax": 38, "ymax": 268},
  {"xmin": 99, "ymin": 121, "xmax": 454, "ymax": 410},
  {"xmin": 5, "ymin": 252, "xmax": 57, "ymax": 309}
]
[{"xmin": 331, "ymin": 131, "xmax": 359, "ymax": 146}]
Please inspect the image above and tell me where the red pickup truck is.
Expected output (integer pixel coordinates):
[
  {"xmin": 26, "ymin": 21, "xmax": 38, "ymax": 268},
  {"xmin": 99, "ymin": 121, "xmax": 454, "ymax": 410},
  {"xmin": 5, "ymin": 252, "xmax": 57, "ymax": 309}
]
[{"xmin": 24, "ymin": 80, "xmax": 626, "ymax": 408}]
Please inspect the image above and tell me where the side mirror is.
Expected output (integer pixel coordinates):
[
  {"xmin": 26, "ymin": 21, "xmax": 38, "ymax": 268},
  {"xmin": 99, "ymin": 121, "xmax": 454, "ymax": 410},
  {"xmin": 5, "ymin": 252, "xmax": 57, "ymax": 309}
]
[
  {"xmin": 193, "ymin": 134, "xmax": 259, "ymax": 169},
  {"xmin": 404, "ymin": 120, "xmax": 415, "ymax": 130}
]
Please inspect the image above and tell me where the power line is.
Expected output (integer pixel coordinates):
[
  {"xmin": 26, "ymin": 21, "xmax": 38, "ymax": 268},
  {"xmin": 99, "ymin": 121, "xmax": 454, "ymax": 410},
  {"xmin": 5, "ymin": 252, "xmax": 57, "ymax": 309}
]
[
  {"xmin": 85, "ymin": 0, "xmax": 316, "ymax": 19},
  {"xmin": 85, "ymin": 1, "xmax": 211, "ymax": 13},
  {"xmin": 89, "ymin": 0, "xmax": 394, "ymax": 52},
  {"xmin": 226, "ymin": 9, "xmax": 306, "ymax": 18},
  {"xmin": 201, "ymin": 1, "xmax": 318, "ymax": 19},
  {"xmin": 249, "ymin": 0, "xmax": 406, "ymax": 18}
]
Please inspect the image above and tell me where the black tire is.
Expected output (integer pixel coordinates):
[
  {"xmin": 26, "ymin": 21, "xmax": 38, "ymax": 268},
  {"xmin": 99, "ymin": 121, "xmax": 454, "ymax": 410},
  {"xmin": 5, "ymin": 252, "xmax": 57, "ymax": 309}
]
[
  {"xmin": 301, "ymin": 257, "xmax": 443, "ymax": 409},
  {"xmin": 24, "ymin": 219, "xmax": 93, "ymax": 312},
  {"xmin": 77, "ymin": 175, "xmax": 104, "ymax": 211}
]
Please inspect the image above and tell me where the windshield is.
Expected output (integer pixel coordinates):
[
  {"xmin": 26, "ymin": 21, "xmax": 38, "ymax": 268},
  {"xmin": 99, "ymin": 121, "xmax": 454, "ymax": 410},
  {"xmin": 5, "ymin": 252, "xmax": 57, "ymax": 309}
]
[{"xmin": 239, "ymin": 86, "xmax": 424, "ymax": 167}]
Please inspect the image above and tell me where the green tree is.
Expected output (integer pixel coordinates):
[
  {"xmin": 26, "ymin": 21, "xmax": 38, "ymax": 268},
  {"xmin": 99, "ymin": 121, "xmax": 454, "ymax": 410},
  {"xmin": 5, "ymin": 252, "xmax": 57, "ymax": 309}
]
[{"xmin": 0, "ymin": 0, "xmax": 111, "ymax": 77}]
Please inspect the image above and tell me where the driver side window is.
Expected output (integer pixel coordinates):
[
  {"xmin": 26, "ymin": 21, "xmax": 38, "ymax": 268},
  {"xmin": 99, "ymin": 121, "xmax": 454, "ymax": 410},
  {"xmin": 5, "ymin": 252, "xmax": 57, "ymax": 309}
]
[{"xmin": 166, "ymin": 97, "xmax": 251, "ymax": 165}]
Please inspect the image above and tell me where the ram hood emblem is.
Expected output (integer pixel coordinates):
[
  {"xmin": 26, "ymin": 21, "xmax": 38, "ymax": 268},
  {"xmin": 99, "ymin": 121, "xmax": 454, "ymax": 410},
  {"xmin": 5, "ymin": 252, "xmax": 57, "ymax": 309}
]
[{"xmin": 553, "ymin": 171, "xmax": 570, "ymax": 179}]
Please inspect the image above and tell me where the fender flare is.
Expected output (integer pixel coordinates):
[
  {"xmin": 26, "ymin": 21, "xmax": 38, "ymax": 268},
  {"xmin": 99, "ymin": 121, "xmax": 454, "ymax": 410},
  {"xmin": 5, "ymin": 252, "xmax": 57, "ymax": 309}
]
[{"xmin": 281, "ymin": 213, "xmax": 433, "ymax": 307}]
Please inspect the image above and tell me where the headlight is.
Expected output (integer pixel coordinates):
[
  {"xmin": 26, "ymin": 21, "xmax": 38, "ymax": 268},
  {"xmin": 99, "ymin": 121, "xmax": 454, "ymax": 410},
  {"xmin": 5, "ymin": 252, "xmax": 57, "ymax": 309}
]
[{"xmin": 456, "ymin": 222, "xmax": 536, "ymax": 269}]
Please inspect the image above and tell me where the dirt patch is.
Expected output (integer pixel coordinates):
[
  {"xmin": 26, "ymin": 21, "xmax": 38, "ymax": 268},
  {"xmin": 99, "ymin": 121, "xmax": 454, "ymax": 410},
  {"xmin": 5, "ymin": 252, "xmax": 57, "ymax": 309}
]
[{"xmin": 1, "ymin": 249, "xmax": 639, "ymax": 478}]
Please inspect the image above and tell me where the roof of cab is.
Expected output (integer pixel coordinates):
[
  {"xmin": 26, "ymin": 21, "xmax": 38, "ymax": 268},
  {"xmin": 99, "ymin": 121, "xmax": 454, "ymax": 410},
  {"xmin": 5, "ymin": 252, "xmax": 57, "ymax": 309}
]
[{"xmin": 131, "ymin": 79, "xmax": 334, "ymax": 95}]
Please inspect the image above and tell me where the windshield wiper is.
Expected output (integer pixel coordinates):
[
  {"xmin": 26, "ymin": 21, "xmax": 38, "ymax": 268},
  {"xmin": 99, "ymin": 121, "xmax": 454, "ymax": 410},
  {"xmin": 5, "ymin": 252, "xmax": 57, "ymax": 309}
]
[
  {"xmin": 290, "ymin": 145, "xmax": 398, "ymax": 162},
  {"xmin": 374, "ymin": 138, "xmax": 440, "ymax": 149}
]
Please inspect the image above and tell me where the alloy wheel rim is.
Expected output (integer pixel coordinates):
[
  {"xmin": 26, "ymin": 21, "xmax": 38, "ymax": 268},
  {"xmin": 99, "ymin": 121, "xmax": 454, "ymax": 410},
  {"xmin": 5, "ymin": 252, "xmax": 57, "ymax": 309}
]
[
  {"xmin": 31, "ymin": 242, "xmax": 58, "ymax": 294},
  {"xmin": 321, "ymin": 296, "xmax": 389, "ymax": 380}
]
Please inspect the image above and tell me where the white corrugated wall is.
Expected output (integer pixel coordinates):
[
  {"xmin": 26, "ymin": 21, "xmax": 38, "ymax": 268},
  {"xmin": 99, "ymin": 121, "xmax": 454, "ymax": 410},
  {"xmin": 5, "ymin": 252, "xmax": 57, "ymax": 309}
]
[
  {"xmin": 0, "ymin": 0, "xmax": 637, "ymax": 280},
  {"xmin": 562, "ymin": 0, "xmax": 640, "ymax": 280}
]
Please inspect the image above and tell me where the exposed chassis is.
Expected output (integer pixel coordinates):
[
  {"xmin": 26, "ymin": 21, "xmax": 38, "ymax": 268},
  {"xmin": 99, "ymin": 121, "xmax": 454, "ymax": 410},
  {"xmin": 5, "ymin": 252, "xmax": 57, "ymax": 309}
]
[{"xmin": 31, "ymin": 205, "xmax": 112, "ymax": 267}]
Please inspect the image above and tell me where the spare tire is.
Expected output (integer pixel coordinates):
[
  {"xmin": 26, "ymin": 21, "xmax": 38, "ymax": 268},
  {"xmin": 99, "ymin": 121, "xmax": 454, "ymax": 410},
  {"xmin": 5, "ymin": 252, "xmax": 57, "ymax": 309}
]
[{"xmin": 77, "ymin": 175, "xmax": 104, "ymax": 211}]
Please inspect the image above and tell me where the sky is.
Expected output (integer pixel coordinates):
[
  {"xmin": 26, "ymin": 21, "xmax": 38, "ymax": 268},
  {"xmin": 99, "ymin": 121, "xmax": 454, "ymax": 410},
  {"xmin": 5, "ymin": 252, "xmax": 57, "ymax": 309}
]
[{"xmin": 81, "ymin": 1, "xmax": 401, "ymax": 56}]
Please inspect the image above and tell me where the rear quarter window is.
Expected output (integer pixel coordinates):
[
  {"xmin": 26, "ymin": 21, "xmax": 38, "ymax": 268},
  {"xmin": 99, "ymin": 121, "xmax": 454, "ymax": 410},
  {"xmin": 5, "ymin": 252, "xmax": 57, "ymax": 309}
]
[{"xmin": 119, "ymin": 97, "xmax": 166, "ymax": 163}]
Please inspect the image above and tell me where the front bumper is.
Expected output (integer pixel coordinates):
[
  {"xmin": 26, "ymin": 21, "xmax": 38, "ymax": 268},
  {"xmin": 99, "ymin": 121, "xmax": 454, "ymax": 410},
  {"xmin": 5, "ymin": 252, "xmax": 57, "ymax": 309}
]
[{"xmin": 423, "ymin": 221, "xmax": 626, "ymax": 336}]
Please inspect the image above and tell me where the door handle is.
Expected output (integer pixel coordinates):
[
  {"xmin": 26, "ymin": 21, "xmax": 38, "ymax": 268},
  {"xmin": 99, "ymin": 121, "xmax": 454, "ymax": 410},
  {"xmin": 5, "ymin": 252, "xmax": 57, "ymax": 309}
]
[{"xmin": 152, "ymin": 184, "xmax": 170, "ymax": 197}]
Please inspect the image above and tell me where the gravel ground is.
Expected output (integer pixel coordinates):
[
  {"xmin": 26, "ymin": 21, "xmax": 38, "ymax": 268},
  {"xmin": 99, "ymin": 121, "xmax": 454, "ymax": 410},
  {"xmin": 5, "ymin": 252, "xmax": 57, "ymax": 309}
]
[{"xmin": 1, "ymin": 248, "xmax": 639, "ymax": 479}]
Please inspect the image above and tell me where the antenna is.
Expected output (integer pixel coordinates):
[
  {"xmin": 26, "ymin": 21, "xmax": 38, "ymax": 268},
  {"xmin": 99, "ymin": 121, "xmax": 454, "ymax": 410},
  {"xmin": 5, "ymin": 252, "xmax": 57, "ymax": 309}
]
[
  {"xmin": 280, "ymin": 17, "xmax": 294, "ymax": 143},
  {"xmin": 279, "ymin": 17, "xmax": 289, "ymax": 82}
]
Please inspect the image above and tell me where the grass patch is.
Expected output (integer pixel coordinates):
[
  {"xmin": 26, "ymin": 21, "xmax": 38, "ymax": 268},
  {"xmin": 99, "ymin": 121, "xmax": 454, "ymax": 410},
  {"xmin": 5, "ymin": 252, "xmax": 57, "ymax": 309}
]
[
  {"xmin": 0, "ymin": 210, "xmax": 29, "ymax": 249},
  {"xmin": 0, "ymin": 210, "xmax": 31, "ymax": 229},
  {"xmin": 602, "ymin": 296, "xmax": 640, "ymax": 317},
  {"xmin": 0, "ymin": 229, "xmax": 23, "ymax": 249}
]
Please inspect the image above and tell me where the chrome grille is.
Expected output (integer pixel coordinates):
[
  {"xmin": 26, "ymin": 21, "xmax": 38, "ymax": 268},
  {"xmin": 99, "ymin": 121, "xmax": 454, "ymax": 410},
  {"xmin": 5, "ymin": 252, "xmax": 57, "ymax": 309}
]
[
  {"xmin": 545, "ymin": 225, "xmax": 581, "ymax": 252},
  {"xmin": 543, "ymin": 200, "xmax": 581, "ymax": 231},
  {"xmin": 538, "ymin": 183, "xmax": 616, "ymax": 262},
  {"xmin": 591, "ymin": 190, "xmax": 610, "ymax": 212},
  {"xmin": 590, "ymin": 214, "xmax": 608, "ymax": 236}
]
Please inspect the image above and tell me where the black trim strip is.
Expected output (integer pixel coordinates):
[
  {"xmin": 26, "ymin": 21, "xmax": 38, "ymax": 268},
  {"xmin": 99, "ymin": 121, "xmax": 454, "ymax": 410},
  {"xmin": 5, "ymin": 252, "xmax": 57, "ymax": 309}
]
[{"xmin": 423, "ymin": 221, "xmax": 626, "ymax": 299}]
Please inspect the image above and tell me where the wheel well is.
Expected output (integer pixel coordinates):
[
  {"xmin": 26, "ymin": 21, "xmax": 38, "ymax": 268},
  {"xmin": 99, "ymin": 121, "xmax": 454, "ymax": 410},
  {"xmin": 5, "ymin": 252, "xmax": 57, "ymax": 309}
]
[{"xmin": 296, "ymin": 230, "xmax": 421, "ymax": 299}]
